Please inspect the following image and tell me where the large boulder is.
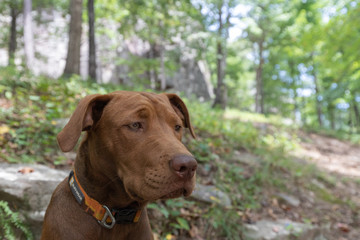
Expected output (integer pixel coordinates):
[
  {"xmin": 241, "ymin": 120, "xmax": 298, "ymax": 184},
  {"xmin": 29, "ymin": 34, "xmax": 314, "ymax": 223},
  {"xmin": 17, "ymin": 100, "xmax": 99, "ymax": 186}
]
[
  {"xmin": 0, "ymin": 163, "xmax": 68, "ymax": 239},
  {"xmin": 243, "ymin": 219, "xmax": 330, "ymax": 240},
  {"xmin": 190, "ymin": 183, "xmax": 232, "ymax": 208}
]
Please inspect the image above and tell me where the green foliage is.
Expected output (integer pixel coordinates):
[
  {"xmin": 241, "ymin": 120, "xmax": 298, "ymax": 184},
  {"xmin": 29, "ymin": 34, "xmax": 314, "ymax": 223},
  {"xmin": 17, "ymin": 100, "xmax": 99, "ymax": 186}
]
[
  {"xmin": 0, "ymin": 201, "xmax": 33, "ymax": 240},
  {"xmin": 0, "ymin": 66, "xmax": 126, "ymax": 163},
  {"xmin": 204, "ymin": 207, "xmax": 243, "ymax": 239},
  {"xmin": 148, "ymin": 199, "xmax": 194, "ymax": 237}
]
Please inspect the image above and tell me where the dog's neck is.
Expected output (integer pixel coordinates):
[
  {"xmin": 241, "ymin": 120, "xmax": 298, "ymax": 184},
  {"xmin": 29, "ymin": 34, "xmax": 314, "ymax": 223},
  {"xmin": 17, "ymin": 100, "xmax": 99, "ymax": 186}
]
[{"xmin": 73, "ymin": 138, "xmax": 146, "ymax": 210}]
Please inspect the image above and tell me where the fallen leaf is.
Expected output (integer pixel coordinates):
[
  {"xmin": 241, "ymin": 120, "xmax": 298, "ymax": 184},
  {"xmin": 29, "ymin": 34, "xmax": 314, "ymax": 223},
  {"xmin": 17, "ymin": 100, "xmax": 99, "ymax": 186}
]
[
  {"xmin": 272, "ymin": 198, "xmax": 279, "ymax": 207},
  {"xmin": 268, "ymin": 208, "xmax": 277, "ymax": 220},
  {"xmin": 18, "ymin": 167, "xmax": 34, "ymax": 174},
  {"xmin": 165, "ymin": 234, "xmax": 175, "ymax": 240},
  {"xmin": 189, "ymin": 225, "xmax": 199, "ymax": 238},
  {"xmin": 336, "ymin": 223, "xmax": 350, "ymax": 233},
  {"xmin": 0, "ymin": 125, "xmax": 10, "ymax": 135},
  {"xmin": 209, "ymin": 196, "xmax": 221, "ymax": 203}
]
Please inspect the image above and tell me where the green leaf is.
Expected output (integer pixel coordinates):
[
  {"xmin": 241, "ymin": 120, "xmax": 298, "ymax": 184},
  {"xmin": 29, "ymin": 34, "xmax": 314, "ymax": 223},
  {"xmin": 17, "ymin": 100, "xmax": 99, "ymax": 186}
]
[
  {"xmin": 176, "ymin": 217, "xmax": 190, "ymax": 231},
  {"xmin": 5, "ymin": 91, "xmax": 12, "ymax": 99},
  {"xmin": 29, "ymin": 95, "xmax": 40, "ymax": 101}
]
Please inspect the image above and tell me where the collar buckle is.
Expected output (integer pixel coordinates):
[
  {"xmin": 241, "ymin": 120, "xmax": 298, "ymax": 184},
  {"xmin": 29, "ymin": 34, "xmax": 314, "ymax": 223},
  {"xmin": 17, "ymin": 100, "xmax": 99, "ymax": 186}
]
[{"xmin": 98, "ymin": 205, "xmax": 116, "ymax": 229}]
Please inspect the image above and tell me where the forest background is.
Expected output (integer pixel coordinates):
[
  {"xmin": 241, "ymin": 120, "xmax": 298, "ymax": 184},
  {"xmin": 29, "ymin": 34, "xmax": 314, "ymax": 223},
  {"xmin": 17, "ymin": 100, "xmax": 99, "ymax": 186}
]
[{"xmin": 0, "ymin": 0, "xmax": 360, "ymax": 239}]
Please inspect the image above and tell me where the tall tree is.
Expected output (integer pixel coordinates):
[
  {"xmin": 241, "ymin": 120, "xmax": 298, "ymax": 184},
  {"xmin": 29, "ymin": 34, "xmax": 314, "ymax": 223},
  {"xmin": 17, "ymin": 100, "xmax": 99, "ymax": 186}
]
[
  {"xmin": 63, "ymin": 0, "xmax": 83, "ymax": 76},
  {"xmin": 198, "ymin": 0, "xmax": 236, "ymax": 109},
  {"xmin": 298, "ymin": 0, "xmax": 326, "ymax": 127},
  {"xmin": 23, "ymin": 0, "xmax": 34, "ymax": 70},
  {"xmin": 243, "ymin": 0, "xmax": 301, "ymax": 114},
  {"xmin": 211, "ymin": 0, "xmax": 234, "ymax": 109},
  {"xmin": 8, "ymin": 1, "xmax": 21, "ymax": 65},
  {"xmin": 88, "ymin": 0, "xmax": 96, "ymax": 81}
]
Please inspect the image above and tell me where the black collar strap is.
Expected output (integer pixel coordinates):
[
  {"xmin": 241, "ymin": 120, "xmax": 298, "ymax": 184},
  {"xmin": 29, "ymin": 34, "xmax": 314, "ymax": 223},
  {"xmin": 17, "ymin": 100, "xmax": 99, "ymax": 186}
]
[{"xmin": 68, "ymin": 170, "xmax": 142, "ymax": 229}]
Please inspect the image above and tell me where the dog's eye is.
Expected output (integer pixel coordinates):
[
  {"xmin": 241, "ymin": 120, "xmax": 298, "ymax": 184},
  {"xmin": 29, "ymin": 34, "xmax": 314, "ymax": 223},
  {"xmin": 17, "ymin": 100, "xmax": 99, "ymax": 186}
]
[
  {"xmin": 129, "ymin": 122, "xmax": 142, "ymax": 130},
  {"xmin": 175, "ymin": 125, "xmax": 182, "ymax": 132}
]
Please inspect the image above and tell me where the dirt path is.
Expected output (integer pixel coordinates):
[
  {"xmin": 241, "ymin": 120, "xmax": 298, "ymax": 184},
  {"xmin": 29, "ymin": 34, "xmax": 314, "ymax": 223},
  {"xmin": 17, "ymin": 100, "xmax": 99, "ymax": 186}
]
[{"xmin": 297, "ymin": 132, "xmax": 360, "ymax": 178}]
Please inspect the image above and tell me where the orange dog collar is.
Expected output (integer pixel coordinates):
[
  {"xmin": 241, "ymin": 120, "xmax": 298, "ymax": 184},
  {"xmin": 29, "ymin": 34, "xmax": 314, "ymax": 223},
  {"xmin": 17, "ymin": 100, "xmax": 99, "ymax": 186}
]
[{"xmin": 68, "ymin": 170, "xmax": 142, "ymax": 229}]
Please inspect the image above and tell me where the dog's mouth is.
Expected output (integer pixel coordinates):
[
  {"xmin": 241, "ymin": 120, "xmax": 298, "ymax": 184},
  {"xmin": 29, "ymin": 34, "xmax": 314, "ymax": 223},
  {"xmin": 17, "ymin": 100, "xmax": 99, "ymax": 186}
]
[
  {"xmin": 161, "ymin": 184, "xmax": 194, "ymax": 199},
  {"xmin": 161, "ymin": 188, "xmax": 186, "ymax": 199}
]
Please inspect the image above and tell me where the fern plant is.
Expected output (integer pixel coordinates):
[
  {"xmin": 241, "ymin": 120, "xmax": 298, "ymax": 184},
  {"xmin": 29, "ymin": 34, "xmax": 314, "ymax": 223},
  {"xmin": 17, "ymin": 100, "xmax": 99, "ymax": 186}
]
[{"xmin": 0, "ymin": 200, "xmax": 33, "ymax": 240}]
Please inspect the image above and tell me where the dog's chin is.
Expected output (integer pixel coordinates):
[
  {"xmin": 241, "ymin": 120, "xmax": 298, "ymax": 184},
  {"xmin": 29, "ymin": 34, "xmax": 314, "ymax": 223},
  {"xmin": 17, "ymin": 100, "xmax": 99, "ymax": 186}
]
[
  {"xmin": 160, "ymin": 185, "xmax": 194, "ymax": 199},
  {"xmin": 127, "ymin": 189, "xmax": 146, "ymax": 202},
  {"xmin": 126, "ymin": 177, "xmax": 196, "ymax": 201},
  {"xmin": 161, "ymin": 188, "xmax": 185, "ymax": 199}
]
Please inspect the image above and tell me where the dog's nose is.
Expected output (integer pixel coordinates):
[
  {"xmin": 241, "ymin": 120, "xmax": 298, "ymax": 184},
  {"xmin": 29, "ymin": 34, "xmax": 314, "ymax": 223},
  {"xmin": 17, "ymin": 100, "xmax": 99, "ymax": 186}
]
[{"xmin": 170, "ymin": 155, "xmax": 197, "ymax": 180}]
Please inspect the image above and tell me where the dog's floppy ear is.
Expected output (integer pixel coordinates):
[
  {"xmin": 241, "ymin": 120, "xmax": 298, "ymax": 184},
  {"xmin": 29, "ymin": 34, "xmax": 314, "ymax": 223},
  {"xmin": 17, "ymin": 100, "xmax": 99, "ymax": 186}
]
[
  {"xmin": 57, "ymin": 94, "xmax": 112, "ymax": 152},
  {"xmin": 165, "ymin": 93, "xmax": 196, "ymax": 139}
]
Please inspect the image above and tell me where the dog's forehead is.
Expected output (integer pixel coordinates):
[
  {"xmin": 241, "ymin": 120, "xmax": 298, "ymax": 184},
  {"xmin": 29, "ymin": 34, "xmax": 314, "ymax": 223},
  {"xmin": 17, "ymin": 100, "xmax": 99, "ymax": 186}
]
[{"xmin": 108, "ymin": 91, "xmax": 173, "ymax": 113}]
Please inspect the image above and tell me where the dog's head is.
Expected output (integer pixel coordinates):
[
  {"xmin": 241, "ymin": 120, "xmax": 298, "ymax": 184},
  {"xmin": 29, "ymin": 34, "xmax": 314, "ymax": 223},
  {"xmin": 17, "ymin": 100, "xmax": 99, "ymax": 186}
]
[{"xmin": 57, "ymin": 91, "xmax": 197, "ymax": 202}]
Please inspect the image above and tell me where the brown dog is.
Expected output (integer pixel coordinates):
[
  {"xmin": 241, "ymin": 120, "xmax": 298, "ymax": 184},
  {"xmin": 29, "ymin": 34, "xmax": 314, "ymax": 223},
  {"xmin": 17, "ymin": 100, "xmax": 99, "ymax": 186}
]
[{"xmin": 41, "ymin": 91, "xmax": 197, "ymax": 240}]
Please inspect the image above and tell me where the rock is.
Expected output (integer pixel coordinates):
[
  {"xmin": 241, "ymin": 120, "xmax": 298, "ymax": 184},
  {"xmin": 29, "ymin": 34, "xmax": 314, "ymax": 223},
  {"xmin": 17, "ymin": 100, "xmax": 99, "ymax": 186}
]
[
  {"xmin": 243, "ymin": 219, "xmax": 330, "ymax": 240},
  {"xmin": 172, "ymin": 58, "xmax": 214, "ymax": 101},
  {"xmin": 276, "ymin": 192, "xmax": 301, "ymax": 207},
  {"xmin": 190, "ymin": 183, "xmax": 232, "ymax": 208},
  {"xmin": 196, "ymin": 163, "xmax": 212, "ymax": 177},
  {"xmin": 232, "ymin": 151, "xmax": 261, "ymax": 166},
  {"xmin": 311, "ymin": 179, "xmax": 326, "ymax": 189},
  {"xmin": 0, "ymin": 163, "xmax": 68, "ymax": 239}
]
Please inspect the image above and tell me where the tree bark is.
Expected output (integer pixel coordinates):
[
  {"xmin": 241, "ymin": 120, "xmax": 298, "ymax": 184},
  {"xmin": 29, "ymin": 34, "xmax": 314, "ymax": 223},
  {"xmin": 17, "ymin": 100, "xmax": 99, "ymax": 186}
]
[
  {"xmin": 313, "ymin": 69, "xmax": 323, "ymax": 127},
  {"xmin": 149, "ymin": 43, "xmax": 156, "ymax": 89},
  {"xmin": 212, "ymin": 2, "xmax": 228, "ymax": 109},
  {"xmin": 160, "ymin": 44, "xmax": 166, "ymax": 90},
  {"xmin": 8, "ymin": 5, "xmax": 18, "ymax": 65},
  {"xmin": 353, "ymin": 98, "xmax": 360, "ymax": 129},
  {"xmin": 63, "ymin": 0, "xmax": 83, "ymax": 76},
  {"xmin": 88, "ymin": 0, "xmax": 96, "ymax": 81},
  {"xmin": 328, "ymin": 104, "xmax": 335, "ymax": 130},
  {"xmin": 288, "ymin": 60, "xmax": 299, "ymax": 121},
  {"xmin": 255, "ymin": 39, "xmax": 264, "ymax": 113},
  {"xmin": 23, "ymin": 0, "xmax": 35, "ymax": 70}
]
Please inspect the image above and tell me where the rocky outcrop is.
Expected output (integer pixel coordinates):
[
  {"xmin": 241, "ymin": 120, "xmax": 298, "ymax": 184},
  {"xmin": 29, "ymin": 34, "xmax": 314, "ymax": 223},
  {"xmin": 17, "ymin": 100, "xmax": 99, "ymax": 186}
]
[
  {"xmin": 171, "ymin": 59, "xmax": 214, "ymax": 101},
  {"xmin": 0, "ymin": 163, "xmax": 68, "ymax": 239},
  {"xmin": 190, "ymin": 183, "xmax": 232, "ymax": 208},
  {"xmin": 244, "ymin": 219, "xmax": 331, "ymax": 240}
]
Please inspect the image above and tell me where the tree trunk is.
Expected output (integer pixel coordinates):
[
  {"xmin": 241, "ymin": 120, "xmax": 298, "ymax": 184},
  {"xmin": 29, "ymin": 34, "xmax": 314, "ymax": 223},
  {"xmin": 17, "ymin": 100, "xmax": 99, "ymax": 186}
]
[
  {"xmin": 255, "ymin": 39, "xmax": 264, "ymax": 113},
  {"xmin": 149, "ymin": 43, "xmax": 156, "ymax": 89},
  {"xmin": 23, "ymin": 0, "xmax": 35, "ymax": 70},
  {"xmin": 328, "ymin": 104, "xmax": 335, "ymax": 130},
  {"xmin": 88, "ymin": 0, "xmax": 96, "ymax": 81},
  {"xmin": 288, "ymin": 60, "xmax": 299, "ymax": 121},
  {"xmin": 63, "ymin": 0, "xmax": 83, "ymax": 76},
  {"xmin": 353, "ymin": 98, "xmax": 360, "ymax": 129},
  {"xmin": 313, "ymin": 70, "xmax": 323, "ymax": 127},
  {"xmin": 212, "ymin": 3, "xmax": 228, "ymax": 109},
  {"xmin": 8, "ymin": 5, "xmax": 18, "ymax": 65},
  {"xmin": 213, "ymin": 40, "xmax": 227, "ymax": 108},
  {"xmin": 160, "ymin": 44, "xmax": 166, "ymax": 90},
  {"xmin": 301, "ymin": 97, "xmax": 307, "ymax": 125},
  {"xmin": 310, "ymin": 52, "xmax": 323, "ymax": 127}
]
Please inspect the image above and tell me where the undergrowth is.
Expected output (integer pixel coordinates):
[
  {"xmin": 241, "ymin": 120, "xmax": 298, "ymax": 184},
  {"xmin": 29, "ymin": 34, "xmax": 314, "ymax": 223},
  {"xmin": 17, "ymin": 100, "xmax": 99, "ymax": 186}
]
[{"xmin": 0, "ymin": 200, "xmax": 33, "ymax": 240}]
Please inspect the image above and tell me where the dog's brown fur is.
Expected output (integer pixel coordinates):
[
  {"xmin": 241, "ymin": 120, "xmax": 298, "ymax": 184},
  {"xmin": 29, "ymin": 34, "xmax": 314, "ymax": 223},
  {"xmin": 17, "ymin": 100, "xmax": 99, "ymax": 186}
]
[{"xmin": 41, "ymin": 91, "xmax": 197, "ymax": 240}]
